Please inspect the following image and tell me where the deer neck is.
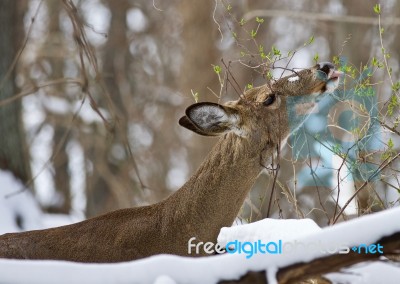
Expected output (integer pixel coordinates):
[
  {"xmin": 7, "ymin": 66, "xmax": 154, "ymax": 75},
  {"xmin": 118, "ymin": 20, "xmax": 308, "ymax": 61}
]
[{"xmin": 164, "ymin": 132, "xmax": 275, "ymax": 242}]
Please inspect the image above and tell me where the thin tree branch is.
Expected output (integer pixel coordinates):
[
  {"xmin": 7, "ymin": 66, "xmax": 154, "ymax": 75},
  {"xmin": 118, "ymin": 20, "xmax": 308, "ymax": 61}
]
[{"xmin": 243, "ymin": 10, "xmax": 400, "ymax": 25}]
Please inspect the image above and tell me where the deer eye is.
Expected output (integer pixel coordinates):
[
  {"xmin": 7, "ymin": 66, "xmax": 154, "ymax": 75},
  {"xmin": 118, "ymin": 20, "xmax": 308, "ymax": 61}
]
[{"xmin": 263, "ymin": 94, "xmax": 276, "ymax": 106}]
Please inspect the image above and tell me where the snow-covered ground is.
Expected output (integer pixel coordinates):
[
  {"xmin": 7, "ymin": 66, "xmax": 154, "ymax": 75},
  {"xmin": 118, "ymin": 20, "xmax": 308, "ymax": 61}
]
[
  {"xmin": 0, "ymin": 170, "xmax": 82, "ymax": 234},
  {"xmin": 0, "ymin": 206, "xmax": 400, "ymax": 284},
  {"xmin": 0, "ymin": 171, "xmax": 44, "ymax": 234}
]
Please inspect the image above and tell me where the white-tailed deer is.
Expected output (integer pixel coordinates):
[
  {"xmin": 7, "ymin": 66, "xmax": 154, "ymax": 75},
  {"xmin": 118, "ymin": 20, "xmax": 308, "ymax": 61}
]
[{"xmin": 0, "ymin": 62, "xmax": 342, "ymax": 262}]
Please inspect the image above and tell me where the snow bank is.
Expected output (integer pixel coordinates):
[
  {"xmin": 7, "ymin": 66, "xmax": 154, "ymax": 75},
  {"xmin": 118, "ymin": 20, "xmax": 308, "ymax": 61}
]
[{"xmin": 0, "ymin": 207, "xmax": 399, "ymax": 284}]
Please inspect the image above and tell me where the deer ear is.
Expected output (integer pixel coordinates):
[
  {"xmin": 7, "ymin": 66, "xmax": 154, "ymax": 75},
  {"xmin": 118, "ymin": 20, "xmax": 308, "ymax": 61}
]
[
  {"xmin": 179, "ymin": 116, "xmax": 216, "ymax": 136},
  {"xmin": 179, "ymin": 102, "xmax": 241, "ymax": 136}
]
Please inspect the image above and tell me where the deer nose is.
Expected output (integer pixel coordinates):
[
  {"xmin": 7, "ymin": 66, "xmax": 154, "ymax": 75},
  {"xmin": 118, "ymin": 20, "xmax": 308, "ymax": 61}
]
[{"xmin": 317, "ymin": 62, "xmax": 335, "ymax": 76}]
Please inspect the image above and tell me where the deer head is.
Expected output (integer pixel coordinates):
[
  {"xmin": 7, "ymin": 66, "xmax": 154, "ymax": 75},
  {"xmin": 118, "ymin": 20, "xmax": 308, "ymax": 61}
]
[{"xmin": 179, "ymin": 62, "xmax": 342, "ymax": 150}]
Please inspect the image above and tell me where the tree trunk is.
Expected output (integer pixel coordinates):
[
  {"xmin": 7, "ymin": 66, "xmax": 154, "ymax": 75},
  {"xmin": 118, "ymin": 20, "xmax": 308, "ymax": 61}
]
[
  {"xmin": 44, "ymin": 0, "xmax": 71, "ymax": 214},
  {"xmin": 0, "ymin": 0, "xmax": 31, "ymax": 184},
  {"xmin": 85, "ymin": 0, "xmax": 134, "ymax": 217}
]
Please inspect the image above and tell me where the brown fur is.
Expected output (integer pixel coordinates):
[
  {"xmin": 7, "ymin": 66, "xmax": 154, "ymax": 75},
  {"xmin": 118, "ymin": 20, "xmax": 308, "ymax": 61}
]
[{"xmin": 0, "ymin": 63, "xmax": 339, "ymax": 262}]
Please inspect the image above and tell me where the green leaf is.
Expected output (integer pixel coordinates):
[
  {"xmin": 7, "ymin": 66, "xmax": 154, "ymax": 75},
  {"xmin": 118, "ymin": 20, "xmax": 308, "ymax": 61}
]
[
  {"xmin": 259, "ymin": 45, "xmax": 267, "ymax": 59},
  {"xmin": 332, "ymin": 55, "xmax": 339, "ymax": 65},
  {"xmin": 373, "ymin": 4, "xmax": 381, "ymax": 14},
  {"xmin": 256, "ymin": 17, "xmax": 264, "ymax": 23},
  {"xmin": 313, "ymin": 53, "xmax": 319, "ymax": 64},
  {"xmin": 272, "ymin": 45, "xmax": 281, "ymax": 56},
  {"xmin": 381, "ymin": 137, "xmax": 395, "ymax": 161},
  {"xmin": 388, "ymin": 94, "xmax": 399, "ymax": 116},
  {"xmin": 392, "ymin": 81, "xmax": 400, "ymax": 92},
  {"xmin": 213, "ymin": 65, "xmax": 222, "ymax": 74},
  {"xmin": 388, "ymin": 138, "xmax": 394, "ymax": 149},
  {"xmin": 250, "ymin": 29, "xmax": 257, "ymax": 38},
  {"xmin": 332, "ymin": 144, "xmax": 342, "ymax": 156},
  {"xmin": 247, "ymin": 83, "xmax": 253, "ymax": 90},
  {"xmin": 371, "ymin": 57, "xmax": 383, "ymax": 68}
]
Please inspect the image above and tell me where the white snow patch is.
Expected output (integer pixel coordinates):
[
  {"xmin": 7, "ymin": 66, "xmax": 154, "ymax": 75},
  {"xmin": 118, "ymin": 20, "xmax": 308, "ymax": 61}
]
[
  {"xmin": 126, "ymin": 8, "xmax": 148, "ymax": 33},
  {"xmin": 166, "ymin": 168, "xmax": 187, "ymax": 190},
  {"xmin": 153, "ymin": 275, "xmax": 177, "ymax": 284},
  {"xmin": 67, "ymin": 140, "xmax": 86, "ymax": 217},
  {"xmin": 41, "ymin": 214, "xmax": 82, "ymax": 229},
  {"xmin": 74, "ymin": 99, "xmax": 110, "ymax": 124},
  {"xmin": 218, "ymin": 218, "xmax": 321, "ymax": 247},
  {"xmin": 332, "ymin": 154, "xmax": 357, "ymax": 215},
  {"xmin": 288, "ymin": 75, "xmax": 300, "ymax": 82},
  {"xmin": 327, "ymin": 261, "xmax": 400, "ymax": 284},
  {"xmin": 0, "ymin": 170, "xmax": 82, "ymax": 234},
  {"xmin": 29, "ymin": 124, "xmax": 55, "ymax": 206},
  {"xmin": 81, "ymin": 0, "xmax": 110, "ymax": 46},
  {"xmin": 42, "ymin": 96, "xmax": 71, "ymax": 115},
  {"xmin": 0, "ymin": 171, "xmax": 43, "ymax": 234}
]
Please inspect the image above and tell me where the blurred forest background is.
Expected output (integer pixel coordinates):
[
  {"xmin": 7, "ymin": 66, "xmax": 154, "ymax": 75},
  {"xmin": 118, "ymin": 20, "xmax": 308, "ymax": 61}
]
[{"xmin": 0, "ymin": 0, "xmax": 399, "ymax": 232}]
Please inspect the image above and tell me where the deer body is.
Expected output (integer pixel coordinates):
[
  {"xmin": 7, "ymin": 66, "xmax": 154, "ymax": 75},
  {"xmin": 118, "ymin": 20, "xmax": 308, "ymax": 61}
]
[{"xmin": 0, "ymin": 63, "xmax": 341, "ymax": 262}]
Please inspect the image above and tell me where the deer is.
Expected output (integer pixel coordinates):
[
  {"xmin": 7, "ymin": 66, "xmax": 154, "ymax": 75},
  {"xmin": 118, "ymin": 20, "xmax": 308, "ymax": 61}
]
[{"xmin": 0, "ymin": 62, "xmax": 342, "ymax": 263}]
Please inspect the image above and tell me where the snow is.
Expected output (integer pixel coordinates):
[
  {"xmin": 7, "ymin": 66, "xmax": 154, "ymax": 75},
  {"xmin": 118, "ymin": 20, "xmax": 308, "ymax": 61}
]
[
  {"xmin": 0, "ymin": 206, "xmax": 400, "ymax": 283},
  {"xmin": 153, "ymin": 275, "xmax": 177, "ymax": 284},
  {"xmin": 74, "ymin": 99, "xmax": 110, "ymax": 124},
  {"xmin": 42, "ymin": 96, "xmax": 71, "ymax": 115},
  {"xmin": 326, "ymin": 262, "xmax": 400, "ymax": 284},
  {"xmin": 0, "ymin": 171, "xmax": 43, "ymax": 234},
  {"xmin": 218, "ymin": 218, "xmax": 321, "ymax": 247},
  {"xmin": 0, "ymin": 170, "xmax": 81, "ymax": 234},
  {"xmin": 288, "ymin": 75, "xmax": 300, "ymax": 82},
  {"xmin": 127, "ymin": 8, "xmax": 148, "ymax": 33},
  {"xmin": 331, "ymin": 154, "xmax": 357, "ymax": 215},
  {"xmin": 41, "ymin": 214, "xmax": 82, "ymax": 228}
]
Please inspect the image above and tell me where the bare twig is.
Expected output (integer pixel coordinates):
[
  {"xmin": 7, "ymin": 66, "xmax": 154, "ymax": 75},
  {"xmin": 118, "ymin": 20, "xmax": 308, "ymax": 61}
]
[
  {"xmin": 152, "ymin": 0, "xmax": 163, "ymax": 12},
  {"xmin": 379, "ymin": 119, "xmax": 400, "ymax": 136},
  {"xmin": 0, "ymin": 78, "xmax": 83, "ymax": 107},
  {"xmin": 212, "ymin": 0, "xmax": 223, "ymax": 42},
  {"xmin": 243, "ymin": 9, "xmax": 400, "ymax": 25},
  {"xmin": 333, "ymin": 153, "xmax": 400, "ymax": 224}
]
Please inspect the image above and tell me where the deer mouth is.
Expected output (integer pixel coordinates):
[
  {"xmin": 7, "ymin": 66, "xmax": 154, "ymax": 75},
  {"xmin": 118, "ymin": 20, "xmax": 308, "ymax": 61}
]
[
  {"xmin": 328, "ymin": 70, "xmax": 343, "ymax": 81},
  {"xmin": 316, "ymin": 62, "xmax": 343, "ymax": 83},
  {"xmin": 324, "ymin": 69, "xmax": 343, "ymax": 93}
]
